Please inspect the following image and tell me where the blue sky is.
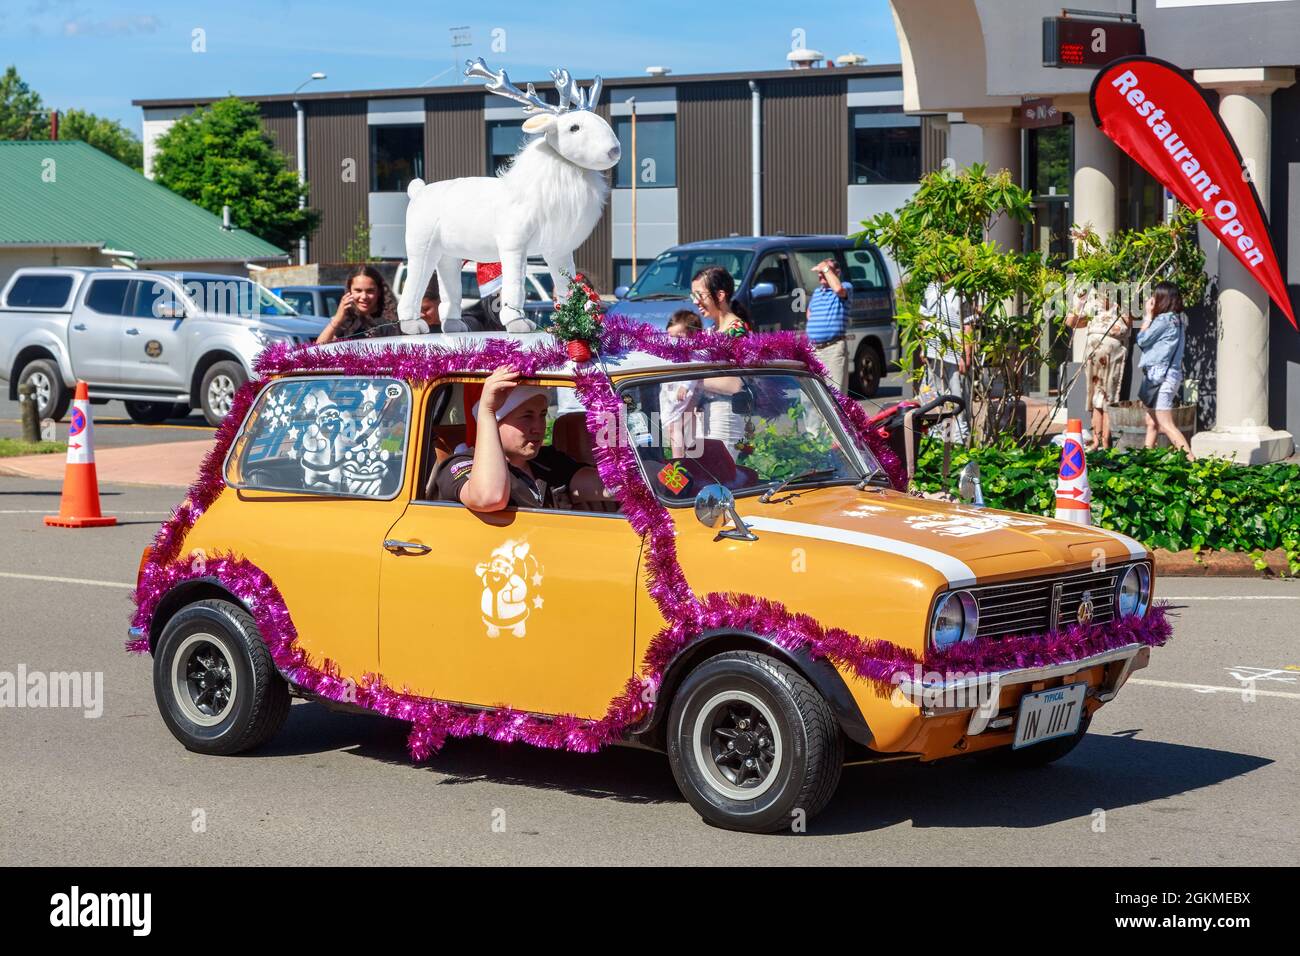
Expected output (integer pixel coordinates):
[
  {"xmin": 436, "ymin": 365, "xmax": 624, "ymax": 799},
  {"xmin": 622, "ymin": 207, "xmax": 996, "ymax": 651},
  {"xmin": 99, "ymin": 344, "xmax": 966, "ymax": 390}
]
[{"xmin": 3, "ymin": 0, "xmax": 901, "ymax": 136}]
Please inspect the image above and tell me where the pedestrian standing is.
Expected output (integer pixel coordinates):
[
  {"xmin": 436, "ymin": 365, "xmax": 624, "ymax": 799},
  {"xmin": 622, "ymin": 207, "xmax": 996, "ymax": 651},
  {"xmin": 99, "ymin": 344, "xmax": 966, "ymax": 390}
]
[
  {"xmin": 805, "ymin": 258, "xmax": 853, "ymax": 392},
  {"xmin": 1136, "ymin": 280, "xmax": 1195, "ymax": 459}
]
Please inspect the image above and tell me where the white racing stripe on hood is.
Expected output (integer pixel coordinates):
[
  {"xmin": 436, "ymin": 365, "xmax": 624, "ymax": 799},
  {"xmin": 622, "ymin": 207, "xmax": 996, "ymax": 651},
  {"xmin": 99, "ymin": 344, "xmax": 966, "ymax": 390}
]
[
  {"xmin": 1089, "ymin": 525, "xmax": 1149, "ymax": 560},
  {"xmin": 742, "ymin": 516, "xmax": 978, "ymax": 587}
]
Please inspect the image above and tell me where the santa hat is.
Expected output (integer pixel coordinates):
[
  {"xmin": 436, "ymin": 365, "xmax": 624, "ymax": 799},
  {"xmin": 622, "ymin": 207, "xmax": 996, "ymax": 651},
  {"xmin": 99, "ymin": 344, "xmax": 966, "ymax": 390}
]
[{"xmin": 462, "ymin": 260, "xmax": 502, "ymax": 298}]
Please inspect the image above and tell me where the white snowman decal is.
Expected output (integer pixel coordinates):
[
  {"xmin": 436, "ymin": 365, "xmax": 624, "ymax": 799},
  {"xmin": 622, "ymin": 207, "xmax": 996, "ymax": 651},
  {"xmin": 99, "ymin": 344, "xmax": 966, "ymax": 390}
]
[{"xmin": 476, "ymin": 540, "xmax": 543, "ymax": 638}]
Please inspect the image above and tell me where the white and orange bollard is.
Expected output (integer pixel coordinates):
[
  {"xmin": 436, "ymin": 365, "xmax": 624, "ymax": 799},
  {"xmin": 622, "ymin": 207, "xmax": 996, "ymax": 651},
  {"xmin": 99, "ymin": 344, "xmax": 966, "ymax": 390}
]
[
  {"xmin": 45, "ymin": 381, "xmax": 116, "ymax": 528},
  {"xmin": 1054, "ymin": 418, "xmax": 1092, "ymax": 525}
]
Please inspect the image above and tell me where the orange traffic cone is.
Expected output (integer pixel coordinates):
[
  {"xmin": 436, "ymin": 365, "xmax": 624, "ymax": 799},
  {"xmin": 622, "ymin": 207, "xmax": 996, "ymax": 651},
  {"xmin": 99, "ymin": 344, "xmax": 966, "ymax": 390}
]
[
  {"xmin": 45, "ymin": 382, "xmax": 116, "ymax": 528},
  {"xmin": 1054, "ymin": 418, "xmax": 1091, "ymax": 526}
]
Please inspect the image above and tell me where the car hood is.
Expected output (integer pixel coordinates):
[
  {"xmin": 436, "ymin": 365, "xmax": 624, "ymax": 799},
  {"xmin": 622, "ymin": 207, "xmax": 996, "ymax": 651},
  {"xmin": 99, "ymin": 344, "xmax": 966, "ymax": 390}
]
[
  {"xmin": 195, "ymin": 313, "xmax": 328, "ymax": 335},
  {"xmin": 732, "ymin": 485, "xmax": 1147, "ymax": 586}
]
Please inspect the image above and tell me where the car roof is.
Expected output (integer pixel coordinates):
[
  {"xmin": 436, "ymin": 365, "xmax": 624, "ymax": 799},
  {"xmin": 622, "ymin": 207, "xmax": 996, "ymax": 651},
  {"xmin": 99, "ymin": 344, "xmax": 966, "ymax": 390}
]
[
  {"xmin": 305, "ymin": 331, "xmax": 807, "ymax": 378},
  {"xmin": 272, "ymin": 285, "xmax": 345, "ymax": 292}
]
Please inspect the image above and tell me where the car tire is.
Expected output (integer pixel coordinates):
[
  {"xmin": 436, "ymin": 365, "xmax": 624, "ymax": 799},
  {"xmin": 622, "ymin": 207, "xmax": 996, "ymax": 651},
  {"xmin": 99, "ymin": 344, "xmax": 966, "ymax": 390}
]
[
  {"xmin": 199, "ymin": 360, "xmax": 246, "ymax": 426},
  {"xmin": 850, "ymin": 342, "xmax": 885, "ymax": 398},
  {"xmin": 978, "ymin": 712, "xmax": 1093, "ymax": 769},
  {"xmin": 667, "ymin": 650, "xmax": 843, "ymax": 833},
  {"xmin": 153, "ymin": 599, "xmax": 290, "ymax": 756},
  {"xmin": 124, "ymin": 400, "xmax": 174, "ymax": 424},
  {"xmin": 171, "ymin": 403, "xmax": 192, "ymax": 420},
  {"xmin": 17, "ymin": 357, "xmax": 70, "ymax": 422}
]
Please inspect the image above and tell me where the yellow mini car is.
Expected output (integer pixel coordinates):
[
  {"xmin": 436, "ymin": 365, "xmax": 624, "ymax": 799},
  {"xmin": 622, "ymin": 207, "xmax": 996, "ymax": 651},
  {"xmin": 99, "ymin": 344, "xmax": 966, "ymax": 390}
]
[{"xmin": 129, "ymin": 329, "xmax": 1169, "ymax": 833}]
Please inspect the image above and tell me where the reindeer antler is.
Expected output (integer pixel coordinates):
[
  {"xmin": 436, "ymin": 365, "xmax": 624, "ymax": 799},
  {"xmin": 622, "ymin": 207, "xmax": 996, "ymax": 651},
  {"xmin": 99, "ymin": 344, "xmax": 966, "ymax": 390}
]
[
  {"xmin": 465, "ymin": 57, "xmax": 562, "ymax": 115},
  {"xmin": 466, "ymin": 57, "xmax": 603, "ymax": 113}
]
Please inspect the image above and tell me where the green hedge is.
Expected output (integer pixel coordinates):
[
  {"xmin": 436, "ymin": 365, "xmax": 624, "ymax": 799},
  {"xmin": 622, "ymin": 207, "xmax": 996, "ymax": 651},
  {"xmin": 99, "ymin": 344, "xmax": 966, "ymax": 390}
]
[{"xmin": 911, "ymin": 440, "xmax": 1300, "ymax": 572}]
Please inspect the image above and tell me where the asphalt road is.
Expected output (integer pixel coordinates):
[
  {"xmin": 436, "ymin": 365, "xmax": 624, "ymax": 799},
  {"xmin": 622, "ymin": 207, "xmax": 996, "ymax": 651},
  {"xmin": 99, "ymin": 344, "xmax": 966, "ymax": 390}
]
[
  {"xmin": 0, "ymin": 394, "xmax": 213, "ymax": 447},
  {"xmin": 1, "ymin": 474, "xmax": 1297, "ymax": 865}
]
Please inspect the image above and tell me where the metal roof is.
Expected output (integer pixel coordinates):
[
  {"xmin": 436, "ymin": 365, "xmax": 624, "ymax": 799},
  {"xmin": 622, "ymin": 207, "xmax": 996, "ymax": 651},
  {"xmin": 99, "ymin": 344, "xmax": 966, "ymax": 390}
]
[{"xmin": 0, "ymin": 141, "xmax": 288, "ymax": 263}]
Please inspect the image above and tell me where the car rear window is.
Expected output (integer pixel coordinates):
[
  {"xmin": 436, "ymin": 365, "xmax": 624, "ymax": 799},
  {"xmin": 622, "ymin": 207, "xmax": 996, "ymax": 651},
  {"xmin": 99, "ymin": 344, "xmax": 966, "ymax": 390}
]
[
  {"xmin": 225, "ymin": 377, "xmax": 411, "ymax": 499},
  {"xmin": 5, "ymin": 274, "xmax": 75, "ymax": 309}
]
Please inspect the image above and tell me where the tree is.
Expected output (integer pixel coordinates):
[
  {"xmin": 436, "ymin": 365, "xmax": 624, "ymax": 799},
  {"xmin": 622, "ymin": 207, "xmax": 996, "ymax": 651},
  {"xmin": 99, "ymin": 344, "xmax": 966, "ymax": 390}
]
[
  {"xmin": 152, "ymin": 96, "xmax": 319, "ymax": 252},
  {"xmin": 58, "ymin": 108, "xmax": 143, "ymax": 171},
  {"xmin": 0, "ymin": 65, "xmax": 49, "ymax": 140},
  {"xmin": 342, "ymin": 212, "xmax": 378, "ymax": 263},
  {"xmin": 856, "ymin": 163, "xmax": 1046, "ymax": 446}
]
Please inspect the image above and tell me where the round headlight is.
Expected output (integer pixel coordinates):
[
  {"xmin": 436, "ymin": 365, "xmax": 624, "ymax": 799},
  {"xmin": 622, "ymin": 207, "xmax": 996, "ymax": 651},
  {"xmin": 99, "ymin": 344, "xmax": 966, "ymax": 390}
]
[
  {"xmin": 931, "ymin": 590, "xmax": 979, "ymax": 650},
  {"xmin": 1117, "ymin": 564, "xmax": 1151, "ymax": 618}
]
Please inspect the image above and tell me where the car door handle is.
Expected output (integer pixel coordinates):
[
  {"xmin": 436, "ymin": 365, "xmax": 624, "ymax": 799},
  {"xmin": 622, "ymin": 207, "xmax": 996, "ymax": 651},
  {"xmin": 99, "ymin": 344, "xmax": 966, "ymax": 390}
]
[
  {"xmin": 125, "ymin": 328, "xmax": 140, "ymax": 335},
  {"xmin": 384, "ymin": 539, "xmax": 431, "ymax": 556},
  {"xmin": 73, "ymin": 323, "xmax": 87, "ymax": 331}
]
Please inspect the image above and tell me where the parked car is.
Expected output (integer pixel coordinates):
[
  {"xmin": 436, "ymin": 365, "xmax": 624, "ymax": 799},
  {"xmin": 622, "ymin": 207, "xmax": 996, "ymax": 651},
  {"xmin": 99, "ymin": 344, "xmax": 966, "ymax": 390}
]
[
  {"xmin": 130, "ymin": 329, "xmax": 1165, "ymax": 833},
  {"xmin": 606, "ymin": 235, "xmax": 899, "ymax": 397},
  {"xmin": 1, "ymin": 268, "xmax": 326, "ymax": 426},
  {"xmin": 271, "ymin": 285, "xmax": 345, "ymax": 319}
]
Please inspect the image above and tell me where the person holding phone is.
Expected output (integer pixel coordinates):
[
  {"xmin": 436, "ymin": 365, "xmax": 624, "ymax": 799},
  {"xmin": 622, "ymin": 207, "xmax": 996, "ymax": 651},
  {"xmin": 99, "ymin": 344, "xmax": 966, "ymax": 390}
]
[
  {"xmin": 316, "ymin": 265, "xmax": 402, "ymax": 344},
  {"xmin": 1136, "ymin": 280, "xmax": 1194, "ymax": 459}
]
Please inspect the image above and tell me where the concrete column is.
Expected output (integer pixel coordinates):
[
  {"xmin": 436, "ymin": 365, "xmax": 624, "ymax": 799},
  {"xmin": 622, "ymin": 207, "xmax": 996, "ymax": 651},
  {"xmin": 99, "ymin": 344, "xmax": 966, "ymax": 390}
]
[
  {"xmin": 1191, "ymin": 68, "xmax": 1296, "ymax": 464},
  {"xmin": 1060, "ymin": 97, "xmax": 1121, "ymax": 362},
  {"xmin": 964, "ymin": 107, "xmax": 1022, "ymax": 253}
]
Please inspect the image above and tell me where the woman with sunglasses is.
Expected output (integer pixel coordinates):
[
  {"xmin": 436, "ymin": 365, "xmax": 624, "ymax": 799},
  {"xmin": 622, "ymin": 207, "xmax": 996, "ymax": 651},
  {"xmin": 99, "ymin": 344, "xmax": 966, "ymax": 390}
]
[{"xmin": 690, "ymin": 267, "xmax": 751, "ymax": 336}]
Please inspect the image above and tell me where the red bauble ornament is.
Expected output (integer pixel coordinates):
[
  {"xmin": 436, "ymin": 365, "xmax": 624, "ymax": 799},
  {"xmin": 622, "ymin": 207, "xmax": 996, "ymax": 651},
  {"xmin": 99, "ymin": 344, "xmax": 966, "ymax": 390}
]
[{"xmin": 566, "ymin": 340, "xmax": 593, "ymax": 363}]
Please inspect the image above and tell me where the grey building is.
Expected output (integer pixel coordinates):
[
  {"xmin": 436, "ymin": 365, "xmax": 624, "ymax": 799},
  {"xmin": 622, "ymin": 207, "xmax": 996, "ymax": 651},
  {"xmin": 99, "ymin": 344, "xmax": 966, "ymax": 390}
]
[{"xmin": 133, "ymin": 62, "xmax": 948, "ymax": 295}]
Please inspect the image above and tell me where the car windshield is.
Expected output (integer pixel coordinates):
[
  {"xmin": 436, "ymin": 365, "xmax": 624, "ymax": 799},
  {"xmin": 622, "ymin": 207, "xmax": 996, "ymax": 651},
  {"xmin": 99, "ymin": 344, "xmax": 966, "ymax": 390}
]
[
  {"xmin": 623, "ymin": 250, "xmax": 754, "ymax": 301},
  {"xmin": 620, "ymin": 370, "xmax": 882, "ymax": 503},
  {"xmin": 181, "ymin": 276, "xmax": 299, "ymax": 317}
]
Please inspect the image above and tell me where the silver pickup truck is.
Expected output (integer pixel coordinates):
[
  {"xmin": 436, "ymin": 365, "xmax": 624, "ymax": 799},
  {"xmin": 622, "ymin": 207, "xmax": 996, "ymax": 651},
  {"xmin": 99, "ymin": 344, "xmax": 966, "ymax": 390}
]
[{"xmin": 1, "ymin": 268, "xmax": 325, "ymax": 425}]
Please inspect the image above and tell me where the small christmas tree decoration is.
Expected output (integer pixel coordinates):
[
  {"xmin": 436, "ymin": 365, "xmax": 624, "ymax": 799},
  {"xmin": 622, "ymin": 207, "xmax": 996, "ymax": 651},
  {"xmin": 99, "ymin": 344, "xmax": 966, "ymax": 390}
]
[{"xmin": 550, "ymin": 272, "xmax": 604, "ymax": 363}]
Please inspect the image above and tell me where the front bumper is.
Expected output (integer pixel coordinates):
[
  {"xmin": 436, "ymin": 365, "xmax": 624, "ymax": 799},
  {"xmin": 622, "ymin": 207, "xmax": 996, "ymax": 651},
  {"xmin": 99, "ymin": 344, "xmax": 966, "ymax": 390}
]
[{"xmin": 894, "ymin": 643, "xmax": 1151, "ymax": 736}]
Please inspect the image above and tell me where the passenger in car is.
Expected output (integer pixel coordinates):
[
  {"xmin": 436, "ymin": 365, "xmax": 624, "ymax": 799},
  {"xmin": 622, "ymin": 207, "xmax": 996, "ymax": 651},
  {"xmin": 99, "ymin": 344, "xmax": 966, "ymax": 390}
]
[{"xmin": 432, "ymin": 366, "xmax": 609, "ymax": 511}]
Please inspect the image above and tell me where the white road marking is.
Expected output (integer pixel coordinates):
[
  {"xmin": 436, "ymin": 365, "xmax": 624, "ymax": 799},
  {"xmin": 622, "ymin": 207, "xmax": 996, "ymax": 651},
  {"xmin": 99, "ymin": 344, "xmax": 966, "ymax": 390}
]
[
  {"xmin": 0, "ymin": 571, "xmax": 134, "ymax": 589},
  {"xmin": 1128, "ymin": 677, "xmax": 1300, "ymax": 700}
]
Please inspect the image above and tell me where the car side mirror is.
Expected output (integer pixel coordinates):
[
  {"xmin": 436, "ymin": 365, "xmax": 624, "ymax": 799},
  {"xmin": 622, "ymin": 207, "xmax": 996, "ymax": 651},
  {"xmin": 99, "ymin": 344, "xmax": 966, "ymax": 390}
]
[
  {"xmin": 614, "ymin": 285, "xmax": 630, "ymax": 299},
  {"xmin": 749, "ymin": 281, "xmax": 776, "ymax": 301},
  {"xmin": 694, "ymin": 483, "xmax": 758, "ymax": 541},
  {"xmin": 958, "ymin": 461, "xmax": 985, "ymax": 507}
]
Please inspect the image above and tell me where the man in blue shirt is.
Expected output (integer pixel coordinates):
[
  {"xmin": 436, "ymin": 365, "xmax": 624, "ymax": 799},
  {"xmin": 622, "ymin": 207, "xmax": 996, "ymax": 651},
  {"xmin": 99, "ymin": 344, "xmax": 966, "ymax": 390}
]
[{"xmin": 805, "ymin": 259, "xmax": 852, "ymax": 391}]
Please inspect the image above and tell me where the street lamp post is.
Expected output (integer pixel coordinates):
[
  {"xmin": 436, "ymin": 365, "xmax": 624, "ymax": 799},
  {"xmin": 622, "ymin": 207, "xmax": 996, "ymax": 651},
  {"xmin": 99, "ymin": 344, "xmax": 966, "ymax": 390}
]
[{"xmin": 293, "ymin": 72, "xmax": 326, "ymax": 266}]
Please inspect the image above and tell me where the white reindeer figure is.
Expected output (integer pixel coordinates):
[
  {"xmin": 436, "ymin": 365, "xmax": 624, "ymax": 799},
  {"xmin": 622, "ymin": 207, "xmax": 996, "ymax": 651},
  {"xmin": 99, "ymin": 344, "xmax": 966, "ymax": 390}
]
[{"xmin": 397, "ymin": 58, "xmax": 620, "ymax": 334}]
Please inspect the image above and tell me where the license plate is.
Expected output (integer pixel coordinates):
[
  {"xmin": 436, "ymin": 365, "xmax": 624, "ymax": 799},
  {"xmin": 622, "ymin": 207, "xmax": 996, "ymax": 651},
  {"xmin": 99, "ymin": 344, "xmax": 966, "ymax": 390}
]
[{"xmin": 1012, "ymin": 682, "xmax": 1086, "ymax": 749}]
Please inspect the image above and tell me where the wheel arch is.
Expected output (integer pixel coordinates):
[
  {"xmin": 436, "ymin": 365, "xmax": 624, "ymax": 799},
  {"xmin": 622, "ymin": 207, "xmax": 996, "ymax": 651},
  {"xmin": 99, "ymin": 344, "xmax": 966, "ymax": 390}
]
[
  {"xmin": 189, "ymin": 349, "xmax": 247, "ymax": 407},
  {"xmin": 145, "ymin": 578, "xmax": 248, "ymax": 654},
  {"xmin": 632, "ymin": 630, "xmax": 874, "ymax": 751},
  {"xmin": 8, "ymin": 343, "xmax": 68, "ymax": 400}
]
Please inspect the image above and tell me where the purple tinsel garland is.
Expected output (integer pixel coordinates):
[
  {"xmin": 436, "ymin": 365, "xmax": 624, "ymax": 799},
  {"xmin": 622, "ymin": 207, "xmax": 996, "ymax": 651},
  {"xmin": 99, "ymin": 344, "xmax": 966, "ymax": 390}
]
[{"xmin": 129, "ymin": 326, "xmax": 1171, "ymax": 755}]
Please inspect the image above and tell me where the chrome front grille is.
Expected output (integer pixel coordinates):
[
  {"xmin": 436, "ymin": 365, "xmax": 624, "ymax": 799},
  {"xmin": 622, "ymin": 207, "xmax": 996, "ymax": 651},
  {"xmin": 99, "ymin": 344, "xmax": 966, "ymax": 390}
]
[{"xmin": 971, "ymin": 565, "xmax": 1130, "ymax": 639}]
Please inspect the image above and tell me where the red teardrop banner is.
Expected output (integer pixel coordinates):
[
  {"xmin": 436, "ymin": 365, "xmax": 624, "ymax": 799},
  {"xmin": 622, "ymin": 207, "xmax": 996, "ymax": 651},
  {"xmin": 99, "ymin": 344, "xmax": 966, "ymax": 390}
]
[{"xmin": 1089, "ymin": 56, "xmax": 1296, "ymax": 329}]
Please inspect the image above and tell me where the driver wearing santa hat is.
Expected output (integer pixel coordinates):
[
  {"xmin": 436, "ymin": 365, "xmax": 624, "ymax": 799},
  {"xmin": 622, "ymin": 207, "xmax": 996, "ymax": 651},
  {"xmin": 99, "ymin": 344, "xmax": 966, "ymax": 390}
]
[{"xmin": 432, "ymin": 366, "xmax": 607, "ymax": 511}]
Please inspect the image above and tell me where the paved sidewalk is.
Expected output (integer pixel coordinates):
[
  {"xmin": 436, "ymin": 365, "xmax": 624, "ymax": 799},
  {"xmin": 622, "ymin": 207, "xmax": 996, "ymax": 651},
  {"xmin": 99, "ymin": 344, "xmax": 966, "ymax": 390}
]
[{"xmin": 0, "ymin": 439, "xmax": 212, "ymax": 488}]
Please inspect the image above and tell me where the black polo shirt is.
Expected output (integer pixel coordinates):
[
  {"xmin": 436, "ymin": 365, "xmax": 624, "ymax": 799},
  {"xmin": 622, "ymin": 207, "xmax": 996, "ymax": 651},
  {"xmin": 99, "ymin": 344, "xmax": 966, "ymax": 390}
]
[{"xmin": 435, "ymin": 445, "xmax": 585, "ymax": 509}]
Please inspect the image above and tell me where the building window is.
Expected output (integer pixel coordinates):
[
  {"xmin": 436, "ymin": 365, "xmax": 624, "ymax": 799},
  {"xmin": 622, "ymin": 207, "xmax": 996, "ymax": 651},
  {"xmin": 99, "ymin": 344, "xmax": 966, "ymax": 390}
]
[
  {"xmin": 1025, "ymin": 119, "xmax": 1074, "ymax": 262},
  {"xmin": 370, "ymin": 125, "xmax": 424, "ymax": 192},
  {"xmin": 487, "ymin": 120, "xmax": 529, "ymax": 175},
  {"xmin": 849, "ymin": 108, "xmax": 921, "ymax": 185},
  {"xmin": 613, "ymin": 114, "xmax": 676, "ymax": 188}
]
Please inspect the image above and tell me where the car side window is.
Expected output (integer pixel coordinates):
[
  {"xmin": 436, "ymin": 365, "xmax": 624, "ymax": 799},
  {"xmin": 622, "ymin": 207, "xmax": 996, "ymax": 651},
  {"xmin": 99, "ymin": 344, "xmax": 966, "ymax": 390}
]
[
  {"xmin": 280, "ymin": 291, "xmax": 314, "ymax": 315},
  {"xmin": 844, "ymin": 248, "xmax": 886, "ymax": 290},
  {"xmin": 131, "ymin": 280, "xmax": 174, "ymax": 319},
  {"xmin": 751, "ymin": 254, "xmax": 792, "ymax": 296},
  {"xmin": 225, "ymin": 377, "xmax": 411, "ymax": 499},
  {"xmin": 84, "ymin": 278, "xmax": 133, "ymax": 316},
  {"xmin": 791, "ymin": 251, "xmax": 841, "ymax": 295}
]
